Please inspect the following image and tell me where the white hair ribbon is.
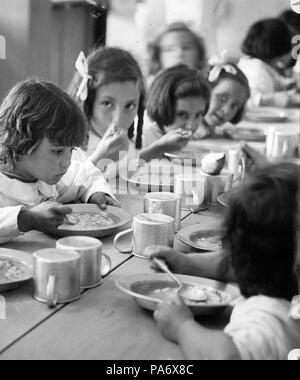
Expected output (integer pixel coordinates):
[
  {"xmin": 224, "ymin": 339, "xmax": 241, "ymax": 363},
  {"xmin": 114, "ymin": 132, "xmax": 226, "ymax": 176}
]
[
  {"xmin": 75, "ymin": 51, "xmax": 92, "ymax": 102},
  {"xmin": 208, "ymin": 50, "xmax": 238, "ymax": 83}
]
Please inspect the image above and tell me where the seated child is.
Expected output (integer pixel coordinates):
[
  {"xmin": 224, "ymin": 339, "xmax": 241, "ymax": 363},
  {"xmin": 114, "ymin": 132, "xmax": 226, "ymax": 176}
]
[
  {"xmin": 140, "ymin": 64, "xmax": 211, "ymax": 161},
  {"xmin": 145, "ymin": 163, "xmax": 300, "ymax": 360},
  {"xmin": 239, "ymin": 18, "xmax": 300, "ymax": 107},
  {"xmin": 147, "ymin": 22, "xmax": 208, "ymax": 82},
  {"xmin": 69, "ymin": 47, "xmax": 146, "ymax": 176},
  {"xmin": 279, "ymin": 10, "xmax": 300, "ymax": 78},
  {"xmin": 0, "ymin": 79, "xmax": 117, "ymax": 244},
  {"xmin": 194, "ymin": 52, "xmax": 250, "ymax": 139}
]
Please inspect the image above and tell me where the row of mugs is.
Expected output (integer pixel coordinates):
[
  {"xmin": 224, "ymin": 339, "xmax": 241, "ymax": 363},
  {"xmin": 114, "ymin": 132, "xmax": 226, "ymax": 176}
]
[{"xmin": 33, "ymin": 237, "xmax": 111, "ymax": 308}]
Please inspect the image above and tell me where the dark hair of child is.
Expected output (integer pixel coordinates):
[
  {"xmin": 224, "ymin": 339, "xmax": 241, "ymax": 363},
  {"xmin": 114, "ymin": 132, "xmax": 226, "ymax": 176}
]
[
  {"xmin": 209, "ymin": 64, "xmax": 251, "ymax": 124},
  {"xmin": 0, "ymin": 78, "xmax": 88, "ymax": 168},
  {"xmin": 279, "ymin": 9, "xmax": 300, "ymax": 34},
  {"xmin": 222, "ymin": 163, "xmax": 300, "ymax": 301},
  {"xmin": 241, "ymin": 18, "xmax": 293, "ymax": 62},
  {"xmin": 148, "ymin": 22, "xmax": 207, "ymax": 76},
  {"xmin": 147, "ymin": 64, "xmax": 211, "ymax": 132},
  {"xmin": 69, "ymin": 47, "xmax": 146, "ymax": 150}
]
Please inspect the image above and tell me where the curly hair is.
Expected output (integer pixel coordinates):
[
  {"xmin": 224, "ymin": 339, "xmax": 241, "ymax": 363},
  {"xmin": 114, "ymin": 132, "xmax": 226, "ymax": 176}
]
[
  {"xmin": 148, "ymin": 22, "xmax": 207, "ymax": 76},
  {"xmin": 209, "ymin": 64, "xmax": 250, "ymax": 124},
  {"xmin": 0, "ymin": 79, "xmax": 88, "ymax": 168},
  {"xmin": 147, "ymin": 64, "xmax": 211, "ymax": 131},
  {"xmin": 222, "ymin": 163, "xmax": 300, "ymax": 301},
  {"xmin": 68, "ymin": 47, "xmax": 146, "ymax": 150}
]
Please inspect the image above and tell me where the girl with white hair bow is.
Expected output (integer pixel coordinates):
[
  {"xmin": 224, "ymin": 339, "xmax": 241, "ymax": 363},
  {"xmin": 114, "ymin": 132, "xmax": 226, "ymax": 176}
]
[{"xmin": 194, "ymin": 51, "xmax": 250, "ymax": 139}]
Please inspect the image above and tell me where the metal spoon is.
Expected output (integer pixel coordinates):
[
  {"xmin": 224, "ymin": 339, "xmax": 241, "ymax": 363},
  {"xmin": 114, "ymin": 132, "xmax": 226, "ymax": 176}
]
[{"xmin": 151, "ymin": 257, "xmax": 208, "ymax": 302}]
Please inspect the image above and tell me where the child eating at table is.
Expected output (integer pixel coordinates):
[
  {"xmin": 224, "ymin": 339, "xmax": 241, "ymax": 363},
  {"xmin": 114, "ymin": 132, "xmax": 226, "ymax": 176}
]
[
  {"xmin": 194, "ymin": 52, "xmax": 251, "ymax": 139},
  {"xmin": 145, "ymin": 163, "xmax": 300, "ymax": 360},
  {"xmin": 147, "ymin": 22, "xmax": 208, "ymax": 81},
  {"xmin": 239, "ymin": 18, "xmax": 300, "ymax": 107},
  {"xmin": 69, "ymin": 47, "xmax": 146, "ymax": 175},
  {"xmin": 140, "ymin": 64, "xmax": 211, "ymax": 161},
  {"xmin": 0, "ymin": 79, "xmax": 117, "ymax": 244}
]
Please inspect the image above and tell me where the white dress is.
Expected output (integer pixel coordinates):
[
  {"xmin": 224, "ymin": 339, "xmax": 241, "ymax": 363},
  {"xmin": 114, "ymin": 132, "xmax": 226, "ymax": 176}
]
[
  {"xmin": 239, "ymin": 56, "xmax": 296, "ymax": 106},
  {"xmin": 0, "ymin": 159, "xmax": 115, "ymax": 244},
  {"xmin": 224, "ymin": 295, "xmax": 300, "ymax": 360}
]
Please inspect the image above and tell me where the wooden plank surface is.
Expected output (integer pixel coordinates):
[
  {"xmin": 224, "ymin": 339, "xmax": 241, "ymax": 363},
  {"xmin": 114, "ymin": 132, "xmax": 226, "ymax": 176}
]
[
  {"xmin": 0, "ymin": 195, "xmax": 143, "ymax": 354},
  {"xmin": 0, "ymin": 256, "xmax": 233, "ymax": 360}
]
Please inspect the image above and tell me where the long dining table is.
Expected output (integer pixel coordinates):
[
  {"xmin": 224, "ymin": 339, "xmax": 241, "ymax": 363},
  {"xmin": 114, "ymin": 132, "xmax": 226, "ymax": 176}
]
[{"xmin": 0, "ymin": 106, "xmax": 299, "ymax": 360}]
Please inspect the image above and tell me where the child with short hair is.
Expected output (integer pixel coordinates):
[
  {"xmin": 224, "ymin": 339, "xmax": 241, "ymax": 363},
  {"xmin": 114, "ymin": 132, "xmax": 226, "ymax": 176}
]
[
  {"xmin": 148, "ymin": 22, "xmax": 208, "ymax": 79},
  {"xmin": 239, "ymin": 18, "xmax": 300, "ymax": 107},
  {"xmin": 194, "ymin": 53, "xmax": 251, "ymax": 139},
  {"xmin": 69, "ymin": 47, "xmax": 146, "ymax": 174},
  {"xmin": 146, "ymin": 163, "xmax": 300, "ymax": 360},
  {"xmin": 140, "ymin": 64, "xmax": 211, "ymax": 160},
  {"xmin": 0, "ymin": 79, "xmax": 117, "ymax": 244}
]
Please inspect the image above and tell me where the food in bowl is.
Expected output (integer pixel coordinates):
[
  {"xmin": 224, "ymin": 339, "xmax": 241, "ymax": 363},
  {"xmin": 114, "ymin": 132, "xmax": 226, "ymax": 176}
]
[
  {"xmin": 61, "ymin": 212, "xmax": 115, "ymax": 231},
  {"xmin": 194, "ymin": 236, "xmax": 222, "ymax": 251},
  {"xmin": 0, "ymin": 258, "xmax": 24, "ymax": 281},
  {"xmin": 145, "ymin": 284, "xmax": 230, "ymax": 306}
]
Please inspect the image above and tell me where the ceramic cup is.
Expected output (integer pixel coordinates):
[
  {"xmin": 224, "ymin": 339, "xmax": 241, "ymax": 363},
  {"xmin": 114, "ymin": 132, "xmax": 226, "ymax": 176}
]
[
  {"xmin": 174, "ymin": 174, "xmax": 208, "ymax": 211},
  {"xmin": 114, "ymin": 213, "xmax": 175, "ymax": 257},
  {"xmin": 56, "ymin": 236, "xmax": 111, "ymax": 289},
  {"xmin": 144, "ymin": 192, "xmax": 182, "ymax": 231},
  {"xmin": 33, "ymin": 249, "xmax": 81, "ymax": 308}
]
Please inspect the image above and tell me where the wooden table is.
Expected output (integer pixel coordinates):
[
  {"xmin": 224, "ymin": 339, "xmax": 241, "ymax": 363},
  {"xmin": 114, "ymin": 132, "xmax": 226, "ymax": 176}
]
[
  {"xmin": 0, "ymin": 108, "xmax": 298, "ymax": 359},
  {"xmin": 0, "ymin": 193, "xmax": 197, "ymax": 358},
  {"xmin": 0, "ymin": 205, "xmax": 232, "ymax": 360}
]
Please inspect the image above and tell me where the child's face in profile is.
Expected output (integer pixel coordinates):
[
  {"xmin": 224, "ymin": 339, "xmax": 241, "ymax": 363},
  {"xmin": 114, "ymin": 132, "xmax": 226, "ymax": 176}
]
[
  {"xmin": 159, "ymin": 31, "xmax": 199, "ymax": 70},
  {"xmin": 91, "ymin": 81, "xmax": 140, "ymax": 138},
  {"xmin": 167, "ymin": 96, "xmax": 206, "ymax": 132},
  {"xmin": 15, "ymin": 137, "xmax": 73, "ymax": 185},
  {"xmin": 205, "ymin": 78, "xmax": 248, "ymax": 127}
]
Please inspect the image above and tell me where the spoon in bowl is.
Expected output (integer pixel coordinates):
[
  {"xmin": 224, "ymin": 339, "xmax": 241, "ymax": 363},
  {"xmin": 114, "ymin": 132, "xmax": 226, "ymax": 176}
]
[{"xmin": 151, "ymin": 257, "xmax": 208, "ymax": 302}]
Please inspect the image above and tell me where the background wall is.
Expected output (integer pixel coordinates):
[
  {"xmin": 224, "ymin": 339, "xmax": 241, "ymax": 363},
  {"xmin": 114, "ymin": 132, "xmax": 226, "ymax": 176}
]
[{"xmin": 107, "ymin": 0, "xmax": 292, "ymax": 67}]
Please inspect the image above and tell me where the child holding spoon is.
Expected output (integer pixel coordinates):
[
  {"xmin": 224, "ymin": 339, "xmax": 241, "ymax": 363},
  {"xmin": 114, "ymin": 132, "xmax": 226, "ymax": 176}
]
[{"xmin": 145, "ymin": 163, "xmax": 300, "ymax": 360}]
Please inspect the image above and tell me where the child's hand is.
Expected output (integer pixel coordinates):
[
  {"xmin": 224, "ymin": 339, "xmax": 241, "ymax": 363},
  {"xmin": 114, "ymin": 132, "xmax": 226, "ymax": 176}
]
[
  {"xmin": 89, "ymin": 123, "xmax": 130, "ymax": 164},
  {"xmin": 158, "ymin": 129, "xmax": 191, "ymax": 153},
  {"xmin": 240, "ymin": 143, "xmax": 268, "ymax": 172},
  {"xmin": 18, "ymin": 202, "xmax": 72, "ymax": 233},
  {"xmin": 143, "ymin": 246, "xmax": 188, "ymax": 274},
  {"xmin": 154, "ymin": 295, "xmax": 194, "ymax": 343},
  {"xmin": 88, "ymin": 192, "xmax": 120, "ymax": 210}
]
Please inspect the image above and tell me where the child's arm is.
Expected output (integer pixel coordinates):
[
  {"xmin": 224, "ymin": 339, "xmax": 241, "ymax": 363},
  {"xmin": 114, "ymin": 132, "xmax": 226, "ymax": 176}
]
[
  {"xmin": 56, "ymin": 159, "xmax": 116, "ymax": 206},
  {"xmin": 0, "ymin": 203, "xmax": 72, "ymax": 243},
  {"xmin": 139, "ymin": 130, "xmax": 191, "ymax": 161},
  {"xmin": 144, "ymin": 246, "xmax": 233, "ymax": 282},
  {"xmin": 154, "ymin": 297, "xmax": 240, "ymax": 360},
  {"xmin": 0, "ymin": 206, "xmax": 25, "ymax": 243}
]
